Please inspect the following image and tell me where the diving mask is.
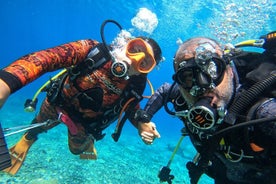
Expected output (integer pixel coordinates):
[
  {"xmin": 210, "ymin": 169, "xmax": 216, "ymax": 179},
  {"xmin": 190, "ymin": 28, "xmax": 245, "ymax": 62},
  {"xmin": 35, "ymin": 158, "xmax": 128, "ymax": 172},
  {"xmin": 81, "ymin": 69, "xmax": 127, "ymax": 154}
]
[
  {"xmin": 111, "ymin": 38, "xmax": 156, "ymax": 78},
  {"xmin": 126, "ymin": 38, "xmax": 156, "ymax": 73},
  {"xmin": 173, "ymin": 46, "xmax": 226, "ymax": 96}
]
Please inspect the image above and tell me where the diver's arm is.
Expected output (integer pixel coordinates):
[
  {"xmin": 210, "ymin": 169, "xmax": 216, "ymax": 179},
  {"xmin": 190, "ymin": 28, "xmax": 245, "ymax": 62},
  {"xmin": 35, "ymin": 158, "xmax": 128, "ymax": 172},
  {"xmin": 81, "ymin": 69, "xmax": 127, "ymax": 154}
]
[
  {"xmin": 136, "ymin": 82, "xmax": 178, "ymax": 144},
  {"xmin": 144, "ymin": 82, "xmax": 177, "ymax": 117},
  {"xmin": 132, "ymin": 82, "xmax": 175, "ymax": 124},
  {"xmin": 0, "ymin": 39, "xmax": 98, "ymax": 94},
  {"xmin": 0, "ymin": 78, "xmax": 10, "ymax": 109}
]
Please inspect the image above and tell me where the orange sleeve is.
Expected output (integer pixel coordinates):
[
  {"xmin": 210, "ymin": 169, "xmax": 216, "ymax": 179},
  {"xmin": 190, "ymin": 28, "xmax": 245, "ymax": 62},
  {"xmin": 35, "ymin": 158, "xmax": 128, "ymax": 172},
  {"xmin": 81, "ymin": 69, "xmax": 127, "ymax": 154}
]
[{"xmin": 1, "ymin": 39, "xmax": 98, "ymax": 92}]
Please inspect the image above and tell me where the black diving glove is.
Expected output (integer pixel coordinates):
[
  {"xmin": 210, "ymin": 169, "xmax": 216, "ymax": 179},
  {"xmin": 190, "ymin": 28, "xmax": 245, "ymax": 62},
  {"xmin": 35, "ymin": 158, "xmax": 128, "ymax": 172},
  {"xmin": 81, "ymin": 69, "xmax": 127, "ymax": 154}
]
[
  {"xmin": 260, "ymin": 31, "xmax": 276, "ymax": 53},
  {"xmin": 134, "ymin": 109, "xmax": 152, "ymax": 123}
]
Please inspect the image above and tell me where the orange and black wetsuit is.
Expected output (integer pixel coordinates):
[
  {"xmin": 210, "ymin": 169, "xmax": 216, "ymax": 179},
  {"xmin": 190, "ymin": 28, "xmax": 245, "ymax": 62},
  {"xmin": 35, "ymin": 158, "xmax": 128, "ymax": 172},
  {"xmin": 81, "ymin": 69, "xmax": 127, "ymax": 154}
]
[{"xmin": 0, "ymin": 39, "xmax": 145, "ymax": 154}]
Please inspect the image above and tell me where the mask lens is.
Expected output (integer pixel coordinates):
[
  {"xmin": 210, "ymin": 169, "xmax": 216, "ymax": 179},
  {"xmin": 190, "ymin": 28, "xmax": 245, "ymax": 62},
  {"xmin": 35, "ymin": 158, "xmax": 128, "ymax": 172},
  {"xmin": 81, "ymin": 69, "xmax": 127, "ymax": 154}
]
[
  {"xmin": 195, "ymin": 44, "xmax": 226, "ymax": 85},
  {"xmin": 126, "ymin": 38, "xmax": 156, "ymax": 73},
  {"xmin": 198, "ymin": 57, "xmax": 225, "ymax": 87},
  {"xmin": 174, "ymin": 67, "xmax": 211, "ymax": 95},
  {"xmin": 210, "ymin": 57, "xmax": 225, "ymax": 82},
  {"xmin": 174, "ymin": 68, "xmax": 194, "ymax": 88},
  {"xmin": 174, "ymin": 55, "xmax": 226, "ymax": 97}
]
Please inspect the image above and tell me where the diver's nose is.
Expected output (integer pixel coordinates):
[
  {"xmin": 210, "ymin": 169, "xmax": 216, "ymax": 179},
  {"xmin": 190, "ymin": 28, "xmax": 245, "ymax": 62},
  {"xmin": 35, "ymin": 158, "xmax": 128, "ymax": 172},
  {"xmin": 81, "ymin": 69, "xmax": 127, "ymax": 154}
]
[
  {"xmin": 202, "ymin": 92, "xmax": 218, "ymax": 108},
  {"xmin": 211, "ymin": 101, "xmax": 217, "ymax": 108}
]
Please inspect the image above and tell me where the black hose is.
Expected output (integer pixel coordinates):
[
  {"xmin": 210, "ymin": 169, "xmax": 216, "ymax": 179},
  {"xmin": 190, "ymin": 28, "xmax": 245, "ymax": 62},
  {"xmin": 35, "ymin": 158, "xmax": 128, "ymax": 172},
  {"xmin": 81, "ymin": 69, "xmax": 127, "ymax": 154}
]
[
  {"xmin": 164, "ymin": 82, "xmax": 177, "ymax": 115},
  {"xmin": 227, "ymin": 73, "xmax": 276, "ymax": 124},
  {"xmin": 100, "ymin": 19, "xmax": 123, "ymax": 52},
  {"xmin": 213, "ymin": 116, "xmax": 276, "ymax": 137}
]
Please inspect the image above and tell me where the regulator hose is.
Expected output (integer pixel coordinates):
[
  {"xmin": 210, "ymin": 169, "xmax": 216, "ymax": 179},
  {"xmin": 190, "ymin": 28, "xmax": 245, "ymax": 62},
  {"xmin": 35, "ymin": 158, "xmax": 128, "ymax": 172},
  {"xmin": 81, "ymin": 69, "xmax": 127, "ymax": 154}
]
[
  {"xmin": 226, "ymin": 73, "xmax": 276, "ymax": 124},
  {"xmin": 164, "ymin": 82, "xmax": 177, "ymax": 116},
  {"xmin": 100, "ymin": 19, "xmax": 123, "ymax": 52}
]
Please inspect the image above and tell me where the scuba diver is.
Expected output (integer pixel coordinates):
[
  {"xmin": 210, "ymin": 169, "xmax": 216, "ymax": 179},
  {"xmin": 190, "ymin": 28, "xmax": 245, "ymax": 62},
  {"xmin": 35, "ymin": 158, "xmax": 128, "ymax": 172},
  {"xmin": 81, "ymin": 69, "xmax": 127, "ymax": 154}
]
[
  {"xmin": 0, "ymin": 19, "xmax": 162, "ymax": 175},
  {"xmin": 135, "ymin": 31, "xmax": 276, "ymax": 183}
]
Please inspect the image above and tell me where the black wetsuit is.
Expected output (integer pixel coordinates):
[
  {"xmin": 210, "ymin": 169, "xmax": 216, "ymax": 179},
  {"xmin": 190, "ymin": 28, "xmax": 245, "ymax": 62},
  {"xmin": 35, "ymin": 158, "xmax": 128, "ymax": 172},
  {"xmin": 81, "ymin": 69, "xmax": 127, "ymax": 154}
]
[{"xmin": 143, "ymin": 51, "xmax": 276, "ymax": 184}]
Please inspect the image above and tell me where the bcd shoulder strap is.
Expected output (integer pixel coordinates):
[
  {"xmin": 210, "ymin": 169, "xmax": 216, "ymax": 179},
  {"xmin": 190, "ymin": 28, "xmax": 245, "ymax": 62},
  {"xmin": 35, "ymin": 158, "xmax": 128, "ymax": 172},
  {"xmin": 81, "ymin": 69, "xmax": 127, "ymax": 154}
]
[
  {"xmin": 231, "ymin": 50, "xmax": 276, "ymax": 86},
  {"xmin": 68, "ymin": 43, "xmax": 111, "ymax": 81}
]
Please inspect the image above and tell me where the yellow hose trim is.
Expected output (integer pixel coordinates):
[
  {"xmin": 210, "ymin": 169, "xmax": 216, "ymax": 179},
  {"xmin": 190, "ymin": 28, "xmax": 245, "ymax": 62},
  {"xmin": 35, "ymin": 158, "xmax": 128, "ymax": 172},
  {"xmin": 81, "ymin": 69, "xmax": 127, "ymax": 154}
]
[
  {"xmin": 235, "ymin": 39, "xmax": 264, "ymax": 48},
  {"xmin": 143, "ymin": 78, "xmax": 155, "ymax": 99},
  {"xmin": 31, "ymin": 69, "xmax": 67, "ymax": 102},
  {"xmin": 167, "ymin": 135, "xmax": 185, "ymax": 167},
  {"xmin": 235, "ymin": 40, "xmax": 256, "ymax": 47}
]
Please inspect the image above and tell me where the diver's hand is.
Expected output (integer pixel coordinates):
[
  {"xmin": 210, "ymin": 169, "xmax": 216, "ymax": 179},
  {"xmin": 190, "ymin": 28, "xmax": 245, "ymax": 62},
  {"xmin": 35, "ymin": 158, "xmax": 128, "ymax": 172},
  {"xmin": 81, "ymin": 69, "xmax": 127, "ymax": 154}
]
[
  {"xmin": 0, "ymin": 79, "xmax": 11, "ymax": 109},
  {"xmin": 138, "ymin": 122, "xmax": 160, "ymax": 145},
  {"xmin": 260, "ymin": 31, "xmax": 276, "ymax": 51}
]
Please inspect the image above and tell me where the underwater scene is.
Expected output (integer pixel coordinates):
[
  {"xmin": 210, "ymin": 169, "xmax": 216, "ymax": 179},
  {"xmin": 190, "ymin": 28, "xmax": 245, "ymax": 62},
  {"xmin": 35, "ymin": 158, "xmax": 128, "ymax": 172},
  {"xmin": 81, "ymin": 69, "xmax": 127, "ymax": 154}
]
[{"xmin": 0, "ymin": 0, "xmax": 275, "ymax": 183}]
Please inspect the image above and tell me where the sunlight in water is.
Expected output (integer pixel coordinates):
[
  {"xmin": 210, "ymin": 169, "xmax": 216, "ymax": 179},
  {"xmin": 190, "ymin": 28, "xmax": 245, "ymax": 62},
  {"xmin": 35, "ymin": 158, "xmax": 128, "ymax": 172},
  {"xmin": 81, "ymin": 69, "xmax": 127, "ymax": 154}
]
[{"xmin": 156, "ymin": 0, "xmax": 274, "ymax": 45}]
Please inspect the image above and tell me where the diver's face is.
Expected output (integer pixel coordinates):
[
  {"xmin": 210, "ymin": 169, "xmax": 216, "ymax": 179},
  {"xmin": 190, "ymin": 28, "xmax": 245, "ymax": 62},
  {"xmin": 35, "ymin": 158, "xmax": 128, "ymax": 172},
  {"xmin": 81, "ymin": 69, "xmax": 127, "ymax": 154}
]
[
  {"xmin": 179, "ymin": 65, "xmax": 234, "ymax": 109},
  {"xmin": 202, "ymin": 66, "xmax": 234, "ymax": 108}
]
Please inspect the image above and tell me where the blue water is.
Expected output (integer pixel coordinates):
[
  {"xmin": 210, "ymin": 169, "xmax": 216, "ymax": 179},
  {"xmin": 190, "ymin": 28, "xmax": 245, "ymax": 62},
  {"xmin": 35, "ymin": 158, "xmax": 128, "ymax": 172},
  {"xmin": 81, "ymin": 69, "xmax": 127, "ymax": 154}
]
[{"xmin": 0, "ymin": 1, "xmax": 275, "ymax": 183}]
